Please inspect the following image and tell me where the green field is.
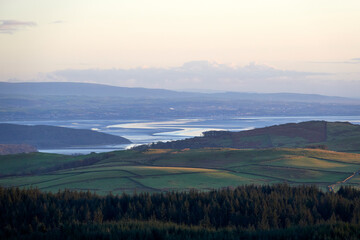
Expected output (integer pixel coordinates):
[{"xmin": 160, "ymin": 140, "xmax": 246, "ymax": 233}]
[
  {"xmin": 0, "ymin": 152, "xmax": 83, "ymax": 175},
  {"xmin": 0, "ymin": 148, "xmax": 359, "ymax": 194},
  {"xmin": 139, "ymin": 121, "xmax": 360, "ymax": 153}
]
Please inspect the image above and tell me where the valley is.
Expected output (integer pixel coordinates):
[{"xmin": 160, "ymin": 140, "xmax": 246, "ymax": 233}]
[
  {"xmin": 1, "ymin": 84, "xmax": 360, "ymax": 239},
  {"xmin": 3, "ymin": 1, "xmax": 360, "ymax": 237}
]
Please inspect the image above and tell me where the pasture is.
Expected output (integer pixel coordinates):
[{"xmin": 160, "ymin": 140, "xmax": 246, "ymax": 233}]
[{"xmin": 0, "ymin": 148, "xmax": 359, "ymax": 194}]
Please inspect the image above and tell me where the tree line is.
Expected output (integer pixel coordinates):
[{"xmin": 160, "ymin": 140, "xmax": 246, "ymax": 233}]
[{"xmin": 1, "ymin": 184, "xmax": 360, "ymax": 239}]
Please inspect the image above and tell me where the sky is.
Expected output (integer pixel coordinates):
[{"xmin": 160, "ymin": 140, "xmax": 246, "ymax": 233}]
[{"xmin": 1, "ymin": 0, "xmax": 360, "ymax": 97}]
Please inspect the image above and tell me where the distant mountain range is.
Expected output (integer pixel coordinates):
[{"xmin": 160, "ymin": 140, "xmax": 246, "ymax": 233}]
[
  {"xmin": 1, "ymin": 82, "xmax": 360, "ymax": 120},
  {"xmin": 0, "ymin": 123, "xmax": 131, "ymax": 148},
  {"xmin": 136, "ymin": 121, "xmax": 360, "ymax": 152},
  {"xmin": 0, "ymin": 82, "xmax": 193, "ymax": 99},
  {"xmin": 0, "ymin": 82, "xmax": 357, "ymax": 103}
]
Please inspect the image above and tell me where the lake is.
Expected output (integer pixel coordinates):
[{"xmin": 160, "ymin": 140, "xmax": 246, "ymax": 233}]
[{"xmin": 4, "ymin": 116, "xmax": 360, "ymax": 154}]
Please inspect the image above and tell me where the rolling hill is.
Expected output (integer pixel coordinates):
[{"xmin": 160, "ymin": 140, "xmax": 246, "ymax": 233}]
[
  {"xmin": 138, "ymin": 121, "xmax": 360, "ymax": 152},
  {"xmin": 1, "ymin": 121, "xmax": 359, "ymax": 195},
  {"xmin": 0, "ymin": 123, "xmax": 131, "ymax": 148},
  {"xmin": 0, "ymin": 148, "xmax": 359, "ymax": 194}
]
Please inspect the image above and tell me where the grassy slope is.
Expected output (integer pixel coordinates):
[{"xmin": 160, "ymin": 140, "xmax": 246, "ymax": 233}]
[
  {"xmin": 325, "ymin": 122, "xmax": 360, "ymax": 151},
  {"xmin": 139, "ymin": 121, "xmax": 360, "ymax": 152},
  {"xmin": 0, "ymin": 152, "xmax": 83, "ymax": 175},
  {"xmin": 0, "ymin": 148, "xmax": 359, "ymax": 195}
]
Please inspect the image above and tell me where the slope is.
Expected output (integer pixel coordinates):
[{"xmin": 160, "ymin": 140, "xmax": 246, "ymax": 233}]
[
  {"xmin": 0, "ymin": 123, "xmax": 131, "ymax": 148},
  {"xmin": 1, "ymin": 148, "xmax": 359, "ymax": 194},
  {"xmin": 138, "ymin": 121, "xmax": 360, "ymax": 152}
]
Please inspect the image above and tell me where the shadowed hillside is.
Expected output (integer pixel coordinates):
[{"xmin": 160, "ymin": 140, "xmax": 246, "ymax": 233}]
[
  {"xmin": 0, "ymin": 123, "xmax": 131, "ymax": 148},
  {"xmin": 0, "ymin": 144, "xmax": 37, "ymax": 155}
]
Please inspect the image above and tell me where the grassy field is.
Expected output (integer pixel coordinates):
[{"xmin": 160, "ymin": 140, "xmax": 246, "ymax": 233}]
[
  {"xmin": 0, "ymin": 148, "xmax": 359, "ymax": 195},
  {"xmin": 0, "ymin": 152, "xmax": 83, "ymax": 175},
  {"xmin": 139, "ymin": 121, "xmax": 360, "ymax": 153}
]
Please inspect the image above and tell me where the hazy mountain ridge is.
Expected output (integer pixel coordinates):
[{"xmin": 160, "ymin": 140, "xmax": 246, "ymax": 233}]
[
  {"xmin": 0, "ymin": 123, "xmax": 131, "ymax": 148},
  {"xmin": 1, "ymin": 82, "xmax": 360, "ymax": 121},
  {"xmin": 0, "ymin": 82, "xmax": 357, "ymax": 103},
  {"xmin": 0, "ymin": 82, "xmax": 191, "ymax": 99}
]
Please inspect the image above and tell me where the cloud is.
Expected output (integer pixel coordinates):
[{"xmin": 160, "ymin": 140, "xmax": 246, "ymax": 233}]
[
  {"xmin": 26, "ymin": 60, "xmax": 360, "ymax": 97},
  {"xmin": 44, "ymin": 61, "xmax": 337, "ymax": 94},
  {"xmin": 0, "ymin": 20, "xmax": 36, "ymax": 34},
  {"xmin": 311, "ymin": 58, "xmax": 360, "ymax": 64}
]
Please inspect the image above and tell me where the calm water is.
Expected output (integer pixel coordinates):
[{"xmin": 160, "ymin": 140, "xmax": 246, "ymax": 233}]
[{"xmin": 4, "ymin": 116, "xmax": 360, "ymax": 154}]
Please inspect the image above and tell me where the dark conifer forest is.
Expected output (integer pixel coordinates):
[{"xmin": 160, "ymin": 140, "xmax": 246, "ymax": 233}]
[{"xmin": 1, "ymin": 184, "xmax": 360, "ymax": 239}]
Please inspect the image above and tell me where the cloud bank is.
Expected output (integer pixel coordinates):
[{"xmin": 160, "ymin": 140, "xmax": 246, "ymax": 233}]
[
  {"xmin": 0, "ymin": 20, "xmax": 36, "ymax": 34},
  {"xmin": 41, "ymin": 61, "xmax": 359, "ymax": 98}
]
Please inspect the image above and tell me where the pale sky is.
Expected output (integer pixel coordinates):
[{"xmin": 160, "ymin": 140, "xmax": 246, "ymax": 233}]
[{"xmin": 1, "ymin": 0, "xmax": 360, "ymax": 97}]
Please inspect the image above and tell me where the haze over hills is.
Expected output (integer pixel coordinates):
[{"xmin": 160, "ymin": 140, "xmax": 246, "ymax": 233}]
[
  {"xmin": 0, "ymin": 82, "xmax": 193, "ymax": 99},
  {"xmin": 0, "ymin": 123, "xmax": 131, "ymax": 148},
  {"xmin": 1, "ymin": 82, "xmax": 360, "ymax": 121},
  {"xmin": 0, "ymin": 81, "xmax": 357, "ymax": 103}
]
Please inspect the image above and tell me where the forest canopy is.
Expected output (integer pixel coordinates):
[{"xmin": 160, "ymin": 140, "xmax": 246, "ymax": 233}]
[{"xmin": 1, "ymin": 184, "xmax": 360, "ymax": 239}]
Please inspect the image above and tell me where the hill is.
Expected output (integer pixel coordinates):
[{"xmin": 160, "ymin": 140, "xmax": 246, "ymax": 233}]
[
  {"xmin": 0, "ymin": 144, "xmax": 37, "ymax": 155},
  {"xmin": 1, "ymin": 148, "xmax": 359, "ymax": 194},
  {"xmin": 138, "ymin": 121, "xmax": 360, "ymax": 152},
  {"xmin": 1, "ymin": 147, "xmax": 360, "ymax": 239},
  {"xmin": 0, "ymin": 82, "xmax": 191, "ymax": 99},
  {"xmin": 0, "ymin": 123, "xmax": 131, "ymax": 148}
]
